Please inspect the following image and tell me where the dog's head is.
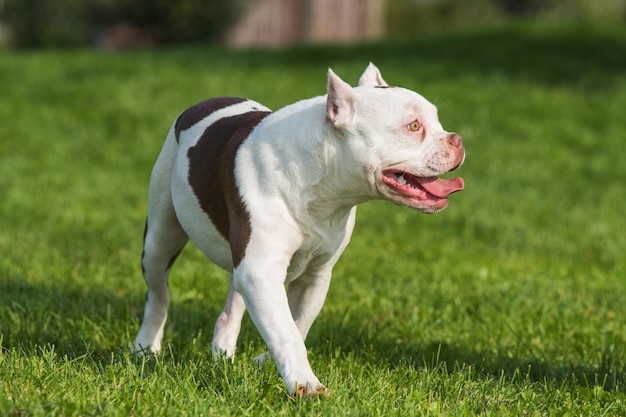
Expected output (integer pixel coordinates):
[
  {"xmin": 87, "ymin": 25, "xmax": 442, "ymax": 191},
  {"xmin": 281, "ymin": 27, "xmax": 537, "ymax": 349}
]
[{"xmin": 326, "ymin": 63, "xmax": 465, "ymax": 213}]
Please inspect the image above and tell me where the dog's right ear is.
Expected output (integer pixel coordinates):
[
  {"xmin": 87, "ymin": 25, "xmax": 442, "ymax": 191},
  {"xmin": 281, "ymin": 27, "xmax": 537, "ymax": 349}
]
[
  {"xmin": 358, "ymin": 62, "xmax": 389, "ymax": 87},
  {"xmin": 327, "ymin": 69, "xmax": 356, "ymax": 128}
]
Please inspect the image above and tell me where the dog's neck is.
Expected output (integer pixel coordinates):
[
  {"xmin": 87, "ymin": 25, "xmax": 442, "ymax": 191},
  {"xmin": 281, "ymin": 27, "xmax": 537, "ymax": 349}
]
[{"xmin": 243, "ymin": 96, "xmax": 376, "ymax": 222}]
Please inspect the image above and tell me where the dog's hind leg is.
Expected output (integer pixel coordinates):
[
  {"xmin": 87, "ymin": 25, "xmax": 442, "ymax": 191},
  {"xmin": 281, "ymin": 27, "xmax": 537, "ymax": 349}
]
[
  {"xmin": 286, "ymin": 270, "xmax": 332, "ymax": 342},
  {"xmin": 133, "ymin": 128, "xmax": 189, "ymax": 354},
  {"xmin": 211, "ymin": 273, "xmax": 247, "ymax": 359}
]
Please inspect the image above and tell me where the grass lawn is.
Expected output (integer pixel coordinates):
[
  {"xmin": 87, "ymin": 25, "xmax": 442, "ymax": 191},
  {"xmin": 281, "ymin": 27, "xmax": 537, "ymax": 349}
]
[{"xmin": 1, "ymin": 20, "xmax": 626, "ymax": 416}]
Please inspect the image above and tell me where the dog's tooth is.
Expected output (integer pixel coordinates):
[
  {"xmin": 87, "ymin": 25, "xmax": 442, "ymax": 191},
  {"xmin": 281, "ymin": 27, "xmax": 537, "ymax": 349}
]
[{"xmin": 396, "ymin": 174, "xmax": 407, "ymax": 186}]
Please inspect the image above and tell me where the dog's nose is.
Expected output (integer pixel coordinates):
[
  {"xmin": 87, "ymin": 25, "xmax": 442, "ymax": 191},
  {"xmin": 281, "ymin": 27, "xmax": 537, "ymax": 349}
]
[{"xmin": 447, "ymin": 133, "xmax": 463, "ymax": 148}]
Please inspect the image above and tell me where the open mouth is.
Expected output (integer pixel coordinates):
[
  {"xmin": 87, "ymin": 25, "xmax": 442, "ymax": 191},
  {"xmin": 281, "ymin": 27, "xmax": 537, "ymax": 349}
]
[{"xmin": 382, "ymin": 170, "xmax": 464, "ymax": 211}]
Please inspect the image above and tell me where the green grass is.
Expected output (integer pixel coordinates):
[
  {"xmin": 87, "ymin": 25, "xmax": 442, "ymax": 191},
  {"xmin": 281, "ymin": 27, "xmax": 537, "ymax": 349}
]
[{"xmin": 2, "ymin": 20, "xmax": 626, "ymax": 415}]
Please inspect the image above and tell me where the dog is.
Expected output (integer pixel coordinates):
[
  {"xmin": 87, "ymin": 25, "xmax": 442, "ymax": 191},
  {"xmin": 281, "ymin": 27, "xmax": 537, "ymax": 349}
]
[{"xmin": 132, "ymin": 63, "xmax": 465, "ymax": 396}]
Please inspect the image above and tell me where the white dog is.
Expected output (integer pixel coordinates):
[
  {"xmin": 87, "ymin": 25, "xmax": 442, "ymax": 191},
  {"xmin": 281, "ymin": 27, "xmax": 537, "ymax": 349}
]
[{"xmin": 132, "ymin": 64, "xmax": 465, "ymax": 396}]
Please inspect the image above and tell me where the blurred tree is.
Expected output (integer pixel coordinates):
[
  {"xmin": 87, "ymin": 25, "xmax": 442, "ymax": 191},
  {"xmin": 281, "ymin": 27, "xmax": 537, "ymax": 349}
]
[
  {"xmin": 7, "ymin": 0, "xmax": 90, "ymax": 47},
  {"xmin": 167, "ymin": 0, "xmax": 243, "ymax": 43},
  {"xmin": 4, "ymin": 0, "xmax": 625, "ymax": 48},
  {"xmin": 386, "ymin": 0, "xmax": 625, "ymax": 37},
  {"xmin": 386, "ymin": 0, "xmax": 503, "ymax": 35},
  {"xmin": 5, "ymin": 0, "xmax": 244, "ymax": 48}
]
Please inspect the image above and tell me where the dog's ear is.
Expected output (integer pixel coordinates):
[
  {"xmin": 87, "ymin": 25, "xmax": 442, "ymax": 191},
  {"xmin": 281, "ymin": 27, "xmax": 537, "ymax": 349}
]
[
  {"xmin": 327, "ymin": 69, "xmax": 356, "ymax": 128},
  {"xmin": 358, "ymin": 62, "xmax": 388, "ymax": 87}
]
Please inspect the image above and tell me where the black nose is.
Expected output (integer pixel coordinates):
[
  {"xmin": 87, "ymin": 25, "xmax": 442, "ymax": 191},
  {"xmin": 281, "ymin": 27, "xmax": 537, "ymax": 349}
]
[{"xmin": 447, "ymin": 133, "xmax": 463, "ymax": 148}]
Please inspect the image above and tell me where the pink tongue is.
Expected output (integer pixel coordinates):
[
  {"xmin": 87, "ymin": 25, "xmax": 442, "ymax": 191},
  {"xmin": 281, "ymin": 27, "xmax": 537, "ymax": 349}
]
[{"xmin": 418, "ymin": 177, "xmax": 464, "ymax": 198}]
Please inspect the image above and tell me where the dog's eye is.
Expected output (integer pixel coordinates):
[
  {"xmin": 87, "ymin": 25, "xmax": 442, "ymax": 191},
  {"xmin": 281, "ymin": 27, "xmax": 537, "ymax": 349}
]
[{"xmin": 408, "ymin": 120, "xmax": 421, "ymax": 132}]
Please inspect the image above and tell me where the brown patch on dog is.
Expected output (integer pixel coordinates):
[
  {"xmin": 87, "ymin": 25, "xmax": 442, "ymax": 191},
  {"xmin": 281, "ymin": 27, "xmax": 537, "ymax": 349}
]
[
  {"xmin": 187, "ymin": 107, "xmax": 271, "ymax": 268},
  {"xmin": 174, "ymin": 97, "xmax": 248, "ymax": 142}
]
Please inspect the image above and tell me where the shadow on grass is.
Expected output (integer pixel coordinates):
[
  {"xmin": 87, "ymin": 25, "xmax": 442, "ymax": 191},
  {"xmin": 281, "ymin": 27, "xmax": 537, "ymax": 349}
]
[
  {"xmin": 3, "ymin": 276, "xmax": 624, "ymax": 393},
  {"xmin": 0, "ymin": 279, "xmax": 132, "ymax": 356},
  {"xmin": 310, "ymin": 314, "xmax": 626, "ymax": 392},
  {"xmin": 0, "ymin": 277, "xmax": 225, "ymax": 361}
]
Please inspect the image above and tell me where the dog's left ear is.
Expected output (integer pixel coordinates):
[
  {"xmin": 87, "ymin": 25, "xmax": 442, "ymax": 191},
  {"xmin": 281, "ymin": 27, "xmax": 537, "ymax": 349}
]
[
  {"xmin": 358, "ymin": 62, "xmax": 389, "ymax": 87},
  {"xmin": 327, "ymin": 69, "xmax": 356, "ymax": 128}
]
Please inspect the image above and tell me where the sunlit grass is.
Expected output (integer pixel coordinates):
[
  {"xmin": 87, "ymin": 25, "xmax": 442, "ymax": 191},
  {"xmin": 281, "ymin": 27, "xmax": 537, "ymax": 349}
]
[{"xmin": 1, "ymin": 20, "xmax": 626, "ymax": 416}]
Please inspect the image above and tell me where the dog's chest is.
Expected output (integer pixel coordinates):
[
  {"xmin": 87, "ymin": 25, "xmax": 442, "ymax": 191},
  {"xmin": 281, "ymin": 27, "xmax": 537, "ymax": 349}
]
[
  {"xmin": 285, "ymin": 208, "xmax": 356, "ymax": 283},
  {"xmin": 286, "ymin": 244, "xmax": 328, "ymax": 282}
]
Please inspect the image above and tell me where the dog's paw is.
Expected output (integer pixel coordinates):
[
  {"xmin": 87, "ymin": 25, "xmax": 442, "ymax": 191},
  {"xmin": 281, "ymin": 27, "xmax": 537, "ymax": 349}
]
[
  {"xmin": 293, "ymin": 382, "xmax": 329, "ymax": 398},
  {"xmin": 211, "ymin": 343, "xmax": 236, "ymax": 361},
  {"xmin": 253, "ymin": 351, "xmax": 271, "ymax": 367},
  {"xmin": 211, "ymin": 347, "xmax": 236, "ymax": 363},
  {"xmin": 130, "ymin": 341, "xmax": 160, "ymax": 356}
]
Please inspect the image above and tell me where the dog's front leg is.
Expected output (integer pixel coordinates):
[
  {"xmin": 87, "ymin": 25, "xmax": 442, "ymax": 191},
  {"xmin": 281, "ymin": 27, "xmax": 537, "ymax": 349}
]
[
  {"xmin": 233, "ymin": 261, "xmax": 326, "ymax": 396},
  {"xmin": 251, "ymin": 269, "xmax": 332, "ymax": 369}
]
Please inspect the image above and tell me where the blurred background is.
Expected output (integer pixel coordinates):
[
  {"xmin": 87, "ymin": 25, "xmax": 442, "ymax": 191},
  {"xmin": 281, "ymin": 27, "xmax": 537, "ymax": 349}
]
[{"xmin": 1, "ymin": 0, "xmax": 625, "ymax": 50}]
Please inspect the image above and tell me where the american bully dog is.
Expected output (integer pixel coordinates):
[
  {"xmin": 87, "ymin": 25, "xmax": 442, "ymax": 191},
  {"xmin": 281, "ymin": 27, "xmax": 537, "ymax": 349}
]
[{"xmin": 132, "ymin": 63, "xmax": 465, "ymax": 396}]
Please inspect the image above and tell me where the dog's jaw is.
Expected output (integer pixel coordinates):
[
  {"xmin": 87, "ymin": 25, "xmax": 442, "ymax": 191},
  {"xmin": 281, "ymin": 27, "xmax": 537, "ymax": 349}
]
[{"xmin": 380, "ymin": 170, "xmax": 464, "ymax": 213}]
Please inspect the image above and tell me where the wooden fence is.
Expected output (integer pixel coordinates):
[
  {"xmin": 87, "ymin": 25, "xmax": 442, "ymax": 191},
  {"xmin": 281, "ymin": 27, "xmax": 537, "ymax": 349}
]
[{"xmin": 226, "ymin": 0, "xmax": 385, "ymax": 47}]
